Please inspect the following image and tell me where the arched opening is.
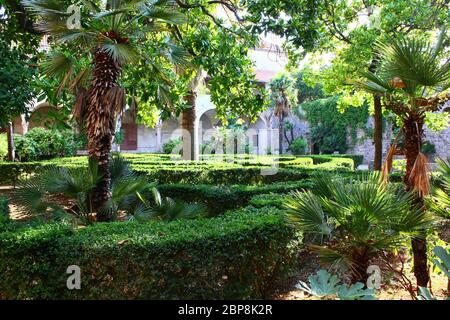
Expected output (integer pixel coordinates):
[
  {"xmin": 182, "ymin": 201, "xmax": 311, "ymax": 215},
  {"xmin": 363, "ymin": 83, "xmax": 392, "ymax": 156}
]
[
  {"xmin": 199, "ymin": 109, "xmax": 220, "ymax": 147},
  {"xmin": 120, "ymin": 109, "xmax": 138, "ymax": 151},
  {"xmin": 161, "ymin": 117, "xmax": 181, "ymax": 144},
  {"xmin": 247, "ymin": 116, "xmax": 268, "ymax": 154},
  {"xmin": 28, "ymin": 104, "xmax": 59, "ymax": 131}
]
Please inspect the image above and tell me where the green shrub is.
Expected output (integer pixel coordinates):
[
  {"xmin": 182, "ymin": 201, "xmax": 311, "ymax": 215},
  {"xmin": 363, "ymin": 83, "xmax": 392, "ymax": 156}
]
[
  {"xmin": 0, "ymin": 133, "xmax": 7, "ymax": 160},
  {"xmin": 158, "ymin": 180, "xmax": 312, "ymax": 214},
  {"xmin": 0, "ymin": 196, "xmax": 9, "ymax": 218},
  {"xmin": 249, "ymin": 193, "xmax": 288, "ymax": 209},
  {"xmin": 305, "ymin": 154, "xmax": 363, "ymax": 167},
  {"xmin": 0, "ymin": 207, "xmax": 301, "ymax": 299},
  {"xmin": 290, "ymin": 137, "xmax": 308, "ymax": 155},
  {"xmin": 0, "ymin": 161, "xmax": 49, "ymax": 185},
  {"xmin": 298, "ymin": 96, "xmax": 369, "ymax": 154},
  {"xmin": 421, "ymin": 141, "xmax": 436, "ymax": 156},
  {"xmin": 162, "ymin": 137, "xmax": 182, "ymax": 154},
  {"xmin": 0, "ymin": 154, "xmax": 359, "ymax": 185},
  {"xmin": 14, "ymin": 128, "xmax": 80, "ymax": 161}
]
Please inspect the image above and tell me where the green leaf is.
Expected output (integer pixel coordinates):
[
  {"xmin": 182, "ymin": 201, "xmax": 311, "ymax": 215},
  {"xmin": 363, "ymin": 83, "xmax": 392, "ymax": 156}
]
[
  {"xmin": 296, "ymin": 269, "xmax": 340, "ymax": 298},
  {"xmin": 337, "ymin": 282, "xmax": 376, "ymax": 300}
]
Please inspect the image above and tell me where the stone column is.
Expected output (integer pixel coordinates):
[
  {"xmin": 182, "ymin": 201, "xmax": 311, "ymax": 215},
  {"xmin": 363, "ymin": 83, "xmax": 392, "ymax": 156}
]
[
  {"xmin": 21, "ymin": 114, "xmax": 29, "ymax": 135},
  {"xmin": 156, "ymin": 120, "xmax": 163, "ymax": 152},
  {"xmin": 192, "ymin": 117, "xmax": 199, "ymax": 160}
]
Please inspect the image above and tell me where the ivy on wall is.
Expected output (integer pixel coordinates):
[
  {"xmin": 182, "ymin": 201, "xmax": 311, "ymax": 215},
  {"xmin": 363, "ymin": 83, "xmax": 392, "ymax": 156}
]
[{"xmin": 296, "ymin": 96, "xmax": 369, "ymax": 154}]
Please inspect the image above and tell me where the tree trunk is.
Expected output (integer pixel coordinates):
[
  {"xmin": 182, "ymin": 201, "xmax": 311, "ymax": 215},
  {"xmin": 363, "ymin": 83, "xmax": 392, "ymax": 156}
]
[
  {"xmin": 7, "ymin": 122, "xmax": 15, "ymax": 161},
  {"xmin": 279, "ymin": 115, "xmax": 284, "ymax": 154},
  {"xmin": 86, "ymin": 49, "xmax": 121, "ymax": 221},
  {"xmin": 351, "ymin": 247, "xmax": 370, "ymax": 284},
  {"xmin": 373, "ymin": 95, "xmax": 383, "ymax": 170},
  {"xmin": 403, "ymin": 114, "xmax": 430, "ymax": 289},
  {"xmin": 181, "ymin": 91, "xmax": 198, "ymax": 161}
]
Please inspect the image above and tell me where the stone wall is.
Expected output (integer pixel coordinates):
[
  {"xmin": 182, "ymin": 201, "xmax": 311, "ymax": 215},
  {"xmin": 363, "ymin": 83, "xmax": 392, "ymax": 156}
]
[
  {"xmin": 347, "ymin": 117, "xmax": 393, "ymax": 166},
  {"xmin": 423, "ymin": 125, "xmax": 450, "ymax": 160},
  {"xmin": 348, "ymin": 117, "xmax": 450, "ymax": 165}
]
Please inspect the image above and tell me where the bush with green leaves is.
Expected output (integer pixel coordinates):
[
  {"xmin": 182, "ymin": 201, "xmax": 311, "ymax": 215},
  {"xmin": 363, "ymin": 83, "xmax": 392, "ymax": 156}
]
[
  {"xmin": 14, "ymin": 128, "xmax": 80, "ymax": 161},
  {"xmin": 158, "ymin": 180, "xmax": 312, "ymax": 215},
  {"xmin": 0, "ymin": 206, "xmax": 301, "ymax": 299},
  {"xmin": 290, "ymin": 137, "xmax": 308, "ymax": 155},
  {"xmin": 427, "ymin": 158, "xmax": 450, "ymax": 219},
  {"xmin": 418, "ymin": 246, "xmax": 449, "ymax": 300},
  {"xmin": 248, "ymin": 193, "xmax": 288, "ymax": 209},
  {"xmin": 297, "ymin": 96, "xmax": 369, "ymax": 154},
  {"xmin": 0, "ymin": 153, "xmax": 360, "ymax": 185},
  {"xmin": 0, "ymin": 196, "xmax": 9, "ymax": 219},
  {"xmin": 296, "ymin": 269, "xmax": 376, "ymax": 300},
  {"xmin": 421, "ymin": 141, "xmax": 436, "ymax": 156},
  {"xmin": 162, "ymin": 137, "xmax": 182, "ymax": 154},
  {"xmin": 284, "ymin": 173, "xmax": 434, "ymax": 283},
  {"xmin": 0, "ymin": 133, "xmax": 7, "ymax": 160}
]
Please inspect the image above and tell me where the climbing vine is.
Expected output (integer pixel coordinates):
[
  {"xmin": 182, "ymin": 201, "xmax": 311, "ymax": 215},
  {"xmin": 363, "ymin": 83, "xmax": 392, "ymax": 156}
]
[{"xmin": 297, "ymin": 96, "xmax": 369, "ymax": 154}]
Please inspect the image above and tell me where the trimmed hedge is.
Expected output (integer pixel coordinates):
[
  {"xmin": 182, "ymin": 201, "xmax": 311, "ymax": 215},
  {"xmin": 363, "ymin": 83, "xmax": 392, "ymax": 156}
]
[
  {"xmin": 0, "ymin": 154, "xmax": 359, "ymax": 185},
  {"xmin": 0, "ymin": 196, "xmax": 9, "ymax": 218},
  {"xmin": 0, "ymin": 207, "xmax": 301, "ymax": 299},
  {"xmin": 0, "ymin": 162, "xmax": 49, "ymax": 185},
  {"xmin": 158, "ymin": 180, "xmax": 312, "ymax": 214},
  {"xmin": 303, "ymin": 154, "xmax": 363, "ymax": 167},
  {"xmin": 249, "ymin": 193, "xmax": 288, "ymax": 209}
]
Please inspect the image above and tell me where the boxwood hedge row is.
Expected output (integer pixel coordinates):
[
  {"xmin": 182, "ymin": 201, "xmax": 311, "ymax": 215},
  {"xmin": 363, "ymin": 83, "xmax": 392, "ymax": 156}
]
[
  {"xmin": 0, "ymin": 207, "xmax": 301, "ymax": 299},
  {"xmin": 157, "ymin": 180, "xmax": 312, "ymax": 214},
  {"xmin": 0, "ymin": 154, "xmax": 358, "ymax": 185}
]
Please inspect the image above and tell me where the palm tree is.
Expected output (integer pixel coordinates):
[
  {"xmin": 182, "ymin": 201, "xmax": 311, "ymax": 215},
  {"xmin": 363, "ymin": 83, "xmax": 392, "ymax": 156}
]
[
  {"xmin": 285, "ymin": 173, "xmax": 433, "ymax": 284},
  {"xmin": 353, "ymin": 36, "xmax": 450, "ymax": 287},
  {"xmin": 23, "ymin": 0, "xmax": 190, "ymax": 221},
  {"xmin": 269, "ymin": 74, "xmax": 298, "ymax": 155}
]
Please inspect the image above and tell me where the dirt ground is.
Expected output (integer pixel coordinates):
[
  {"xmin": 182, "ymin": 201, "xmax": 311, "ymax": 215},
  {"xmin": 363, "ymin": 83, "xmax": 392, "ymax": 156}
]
[
  {"xmin": 1, "ymin": 185, "xmax": 449, "ymax": 300},
  {"xmin": 270, "ymin": 250, "xmax": 448, "ymax": 300}
]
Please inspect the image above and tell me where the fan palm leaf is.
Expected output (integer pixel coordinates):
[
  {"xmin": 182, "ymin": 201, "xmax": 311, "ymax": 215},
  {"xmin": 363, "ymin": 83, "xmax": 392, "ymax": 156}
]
[{"xmin": 377, "ymin": 38, "xmax": 450, "ymax": 89}]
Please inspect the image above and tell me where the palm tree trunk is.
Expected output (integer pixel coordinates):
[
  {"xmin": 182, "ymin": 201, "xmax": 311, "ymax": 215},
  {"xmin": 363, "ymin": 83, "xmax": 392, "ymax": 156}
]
[
  {"xmin": 279, "ymin": 115, "xmax": 284, "ymax": 154},
  {"xmin": 351, "ymin": 247, "xmax": 370, "ymax": 284},
  {"xmin": 373, "ymin": 95, "xmax": 383, "ymax": 170},
  {"xmin": 181, "ymin": 91, "xmax": 198, "ymax": 161},
  {"xmin": 403, "ymin": 114, "xmax": 430, "ymax": 289},
  {"xmin": 85, "ymin": 49, "xmax": 121, "ymax": 221}
]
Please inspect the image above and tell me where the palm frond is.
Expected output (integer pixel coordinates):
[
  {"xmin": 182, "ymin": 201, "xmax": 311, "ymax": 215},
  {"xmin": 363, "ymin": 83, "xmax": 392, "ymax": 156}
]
[
  {"xmin": 12, "ymin": 178, "xmax": 48, "ymax": 214},
  {"xmin": 284, "ymin": 191, "xmax": 332, "ymax": 235},
  {"xmin": 41, "ymin": 52, "xmax": 73, "ymax": 78},
  {"xmin": 377, "ymin": 38, "xmax": 450, "ymax": 90},
  {"xmin": 352, "ymin": 71, "xmax": 392, "ymax": 95},
  {"xmin": 141, "ymin": 5, "xmax": 186, "ymax": 25},
  {"xmin": 102, "ymin": 43, "xmax": 139, "ymax": 64},
  {"xmin": 161, "ymin": 42, "xmax": 192, "ymax": 71},
  {"xmin": 309, "ymin": 245, "xmax": 354, "ymax": 272}
]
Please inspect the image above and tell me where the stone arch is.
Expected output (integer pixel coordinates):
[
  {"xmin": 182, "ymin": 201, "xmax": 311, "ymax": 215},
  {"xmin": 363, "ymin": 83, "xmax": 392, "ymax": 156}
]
[
  {"xmin": 161, "ymin": 117, "xmax": 181, "ymax": 144},
  {"xmin": 27, "ymin": 103, "xmax": 59, "ymax": 131},
  {"xmin": 199, "ymin": 109, "xmax": 220, "ymax": 146}
]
